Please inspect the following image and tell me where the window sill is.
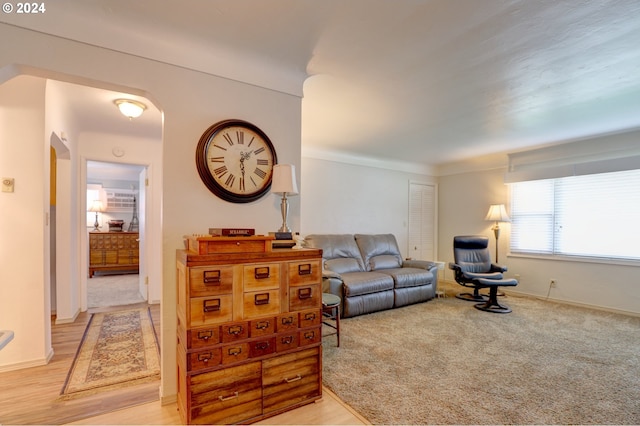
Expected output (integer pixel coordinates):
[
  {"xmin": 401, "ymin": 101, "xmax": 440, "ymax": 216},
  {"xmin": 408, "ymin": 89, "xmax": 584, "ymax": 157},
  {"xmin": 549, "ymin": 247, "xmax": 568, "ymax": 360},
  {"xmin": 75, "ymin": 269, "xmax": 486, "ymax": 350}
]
[{"xmin": 507, "ymin": 252, "xmax": 640, "ymax": 268}]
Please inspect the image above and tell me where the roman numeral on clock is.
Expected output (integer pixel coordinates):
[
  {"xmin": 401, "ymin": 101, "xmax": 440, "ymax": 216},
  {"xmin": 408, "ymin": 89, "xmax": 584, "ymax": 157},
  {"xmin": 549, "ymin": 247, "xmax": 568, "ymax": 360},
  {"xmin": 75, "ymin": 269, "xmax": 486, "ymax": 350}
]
[
  {"xmin": 209, "ymin": 156, "xmax": 225, "ymax": 163},
  {"xmin": 255, "ymin": 147, "xmax": 265, "ymax": 155},
  {"xmin": 225, "ymin": 173, "xmax": 236, "ymax": 187},
  {"xmin": 214, "ymin": 165, "xmax": 228, "ymax": 177},
  {"xmin": 223, "ymin": 133, "xmax": 234, "ymax": 146},
  {"xmin": 236, "ymin": 131, "xmax": 244, "ymax": 144},
  {"xmin": 254, "ymin": 168, "xmax": 267, "ymax": 179},
  {"xmin": 257, "ymin": 159, "xmax": 269, "ymax": 166}
]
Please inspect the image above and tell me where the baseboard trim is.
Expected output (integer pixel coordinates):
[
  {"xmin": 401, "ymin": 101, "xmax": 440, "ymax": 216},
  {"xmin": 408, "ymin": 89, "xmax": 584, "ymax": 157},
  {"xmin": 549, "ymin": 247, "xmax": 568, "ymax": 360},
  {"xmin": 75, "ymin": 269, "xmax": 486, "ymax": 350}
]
[{"xmin": 440, "ymin": 278, "xmax": 640, "ymax": 318}]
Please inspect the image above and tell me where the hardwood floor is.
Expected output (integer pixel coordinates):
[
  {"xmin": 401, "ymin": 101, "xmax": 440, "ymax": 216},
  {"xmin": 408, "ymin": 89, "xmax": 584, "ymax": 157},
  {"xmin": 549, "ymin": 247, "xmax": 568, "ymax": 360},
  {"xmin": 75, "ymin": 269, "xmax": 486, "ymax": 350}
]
[{"xmin": 0, "ymin": 302, "xmax": 367, "ymax": 425}]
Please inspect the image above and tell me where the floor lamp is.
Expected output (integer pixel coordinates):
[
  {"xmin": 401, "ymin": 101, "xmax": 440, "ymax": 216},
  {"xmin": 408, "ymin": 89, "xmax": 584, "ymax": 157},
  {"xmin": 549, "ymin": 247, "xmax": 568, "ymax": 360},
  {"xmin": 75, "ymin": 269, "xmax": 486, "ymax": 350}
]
[{"xmin": 485, "ymin": 204, "xmax": 510, "ymax": 263}]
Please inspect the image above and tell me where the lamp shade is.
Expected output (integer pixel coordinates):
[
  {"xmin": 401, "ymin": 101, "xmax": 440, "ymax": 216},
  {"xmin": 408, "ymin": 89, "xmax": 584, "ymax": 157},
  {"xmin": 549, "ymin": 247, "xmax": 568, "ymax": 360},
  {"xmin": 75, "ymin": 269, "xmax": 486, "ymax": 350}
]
[
  {"xmin": 88, "ymin": 200, "xmax": 105, "ymax": 213},
  {"xmin": 485, "ymin": 204, "xmax": 510, "ymax": 222},
  {"xmin": 271, "ymin": 164, "xmax": 299, "ymax": 195}
]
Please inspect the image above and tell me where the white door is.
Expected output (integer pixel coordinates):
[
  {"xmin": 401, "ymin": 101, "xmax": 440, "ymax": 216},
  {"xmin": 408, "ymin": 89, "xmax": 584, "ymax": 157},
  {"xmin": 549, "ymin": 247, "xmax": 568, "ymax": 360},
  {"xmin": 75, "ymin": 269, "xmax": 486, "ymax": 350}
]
[{"xmin": 408, "ymin": 182, "xmax": 437, "ymax": 261}]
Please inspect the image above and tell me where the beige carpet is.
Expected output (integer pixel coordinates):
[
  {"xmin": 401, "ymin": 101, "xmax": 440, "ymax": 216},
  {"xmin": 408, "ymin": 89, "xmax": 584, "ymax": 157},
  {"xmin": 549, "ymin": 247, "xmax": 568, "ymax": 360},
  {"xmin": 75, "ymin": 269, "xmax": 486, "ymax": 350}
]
[
  {"xmin": 60, "ymin": 307, "xmax": 160, "ymax": 400},
  {"xmin": 322, "ymin": 291, "xmax": 640, "ymax": 425},
  {"xmin": 87, "ymin": 273, "xmax": 145, "ymax": 308}
]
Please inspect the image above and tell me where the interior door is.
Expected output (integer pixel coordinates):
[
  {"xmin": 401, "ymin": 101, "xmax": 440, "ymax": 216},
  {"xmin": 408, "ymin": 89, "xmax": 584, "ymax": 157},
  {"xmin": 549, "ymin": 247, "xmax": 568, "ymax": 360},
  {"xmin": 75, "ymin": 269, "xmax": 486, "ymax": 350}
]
[{"xmin": 408, "ymin": 182, "xmax": 437, "ymax": 261}]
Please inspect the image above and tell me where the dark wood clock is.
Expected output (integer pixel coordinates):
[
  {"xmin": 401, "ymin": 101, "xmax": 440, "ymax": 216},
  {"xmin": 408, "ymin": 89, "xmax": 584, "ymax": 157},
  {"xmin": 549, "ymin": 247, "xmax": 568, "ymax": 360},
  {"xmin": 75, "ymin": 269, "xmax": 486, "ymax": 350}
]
[{"xmin": 196, "ymin": 119, "xmax": 277, "ymax": 203}]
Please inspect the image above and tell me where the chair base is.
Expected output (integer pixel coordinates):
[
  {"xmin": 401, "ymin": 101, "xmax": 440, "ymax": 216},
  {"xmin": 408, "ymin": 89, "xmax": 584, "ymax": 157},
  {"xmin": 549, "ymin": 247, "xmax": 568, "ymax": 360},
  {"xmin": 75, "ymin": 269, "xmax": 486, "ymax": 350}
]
[
  {"xmin": 455, "ymin": 290, "xmax": 489, "ymax": 302},
  {"xmin": 473, "ymin": 286, "xmax": 512, "ymax": 313}
]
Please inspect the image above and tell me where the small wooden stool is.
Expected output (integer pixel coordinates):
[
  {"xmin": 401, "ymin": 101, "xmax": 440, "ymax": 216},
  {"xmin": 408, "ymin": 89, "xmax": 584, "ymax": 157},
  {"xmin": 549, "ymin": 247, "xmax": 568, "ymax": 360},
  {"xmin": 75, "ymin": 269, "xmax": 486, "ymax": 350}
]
[{"xmin": 322, "ymin": 293, "xmax": 341, "ymax": 347}]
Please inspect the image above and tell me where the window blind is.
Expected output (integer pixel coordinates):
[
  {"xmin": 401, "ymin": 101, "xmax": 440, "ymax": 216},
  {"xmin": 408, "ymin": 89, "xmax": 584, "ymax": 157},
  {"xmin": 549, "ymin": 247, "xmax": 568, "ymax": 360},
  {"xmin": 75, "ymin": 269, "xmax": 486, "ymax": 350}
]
[{"xmin": 510, "ymin": 169, "xmax": 640, "ymax": 261}]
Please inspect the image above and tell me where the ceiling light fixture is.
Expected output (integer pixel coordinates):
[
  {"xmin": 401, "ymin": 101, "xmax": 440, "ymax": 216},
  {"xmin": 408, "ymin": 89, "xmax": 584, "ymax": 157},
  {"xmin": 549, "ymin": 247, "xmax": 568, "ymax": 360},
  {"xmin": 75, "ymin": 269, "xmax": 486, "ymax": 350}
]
[{"xmin": 114, "ymin": 99, "xmax": 147, "ymax": 119}]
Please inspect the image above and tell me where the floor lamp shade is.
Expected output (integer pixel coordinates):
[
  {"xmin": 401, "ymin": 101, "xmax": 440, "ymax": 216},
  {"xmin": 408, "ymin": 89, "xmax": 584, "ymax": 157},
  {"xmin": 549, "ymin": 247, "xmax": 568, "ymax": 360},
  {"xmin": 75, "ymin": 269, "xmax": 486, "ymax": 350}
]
[
  {"xmin": 485, "ymin": 204, "xmax": 510, "ymax": 262},
  {"xmin": 272, "ymin": 164, "xmax": 298, "ymax": 233}
]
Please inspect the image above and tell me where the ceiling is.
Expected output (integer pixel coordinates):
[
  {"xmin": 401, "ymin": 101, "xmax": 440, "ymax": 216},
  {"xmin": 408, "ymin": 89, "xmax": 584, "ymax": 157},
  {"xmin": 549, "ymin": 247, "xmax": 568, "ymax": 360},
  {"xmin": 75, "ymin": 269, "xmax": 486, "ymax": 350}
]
[{"xmin": 4, "ymin": 0, "xmax": 640, "ymax": 169}]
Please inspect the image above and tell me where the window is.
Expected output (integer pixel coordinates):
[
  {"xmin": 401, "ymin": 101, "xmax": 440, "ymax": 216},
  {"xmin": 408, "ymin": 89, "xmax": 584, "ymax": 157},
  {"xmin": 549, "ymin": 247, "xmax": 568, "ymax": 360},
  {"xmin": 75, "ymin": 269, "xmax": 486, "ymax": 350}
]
[{"xmin": 510, "ymin": 169, "xmax": 640, "ymax": 261}]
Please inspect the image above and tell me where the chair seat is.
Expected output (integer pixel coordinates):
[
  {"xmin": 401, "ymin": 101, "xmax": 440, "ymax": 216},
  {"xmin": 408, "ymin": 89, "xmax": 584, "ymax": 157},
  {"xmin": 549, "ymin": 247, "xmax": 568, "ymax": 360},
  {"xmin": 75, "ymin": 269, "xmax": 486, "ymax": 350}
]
[{"xmin": 475, "ymin": 277, "xmax": 518, "ymax": 287}]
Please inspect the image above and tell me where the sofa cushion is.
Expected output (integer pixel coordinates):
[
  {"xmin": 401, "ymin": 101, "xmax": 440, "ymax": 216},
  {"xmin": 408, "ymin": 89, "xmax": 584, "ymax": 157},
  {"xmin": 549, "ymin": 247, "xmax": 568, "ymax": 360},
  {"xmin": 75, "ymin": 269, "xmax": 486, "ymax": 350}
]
[
  {"xmin": 340, "ymin": 271, "xmax": 395, "ymax": 297},
  {"xmin": 355, "ymin": 234, "xmax": 403, "ymax": 271},
  {"xmin": 305, "ymin": 234, "xmax": 365, "ymax": 273},
  {"xmin": 378, "ymin": 267, "xmax": 434, "ymax": 288}
]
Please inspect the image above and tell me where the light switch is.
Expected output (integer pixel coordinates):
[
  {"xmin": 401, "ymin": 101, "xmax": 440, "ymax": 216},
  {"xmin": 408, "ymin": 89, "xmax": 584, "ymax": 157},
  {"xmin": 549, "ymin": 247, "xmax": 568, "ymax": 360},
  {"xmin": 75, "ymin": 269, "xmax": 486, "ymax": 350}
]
[{"xmin": 2, "ymin": 178, "xmax": 14, "ymax": 193}]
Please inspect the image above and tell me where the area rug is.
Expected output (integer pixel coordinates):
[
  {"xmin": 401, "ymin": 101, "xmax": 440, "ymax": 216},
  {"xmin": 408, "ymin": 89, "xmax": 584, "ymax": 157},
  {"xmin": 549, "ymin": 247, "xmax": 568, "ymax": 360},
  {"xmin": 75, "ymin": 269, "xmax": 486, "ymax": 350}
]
[
  {"xmin": 322, "ymin": 293, "xmax": 640, "ymax": 425},
  {"xmin": 60, "ymin": 307, "xmax": 160, "ymax": 399}
]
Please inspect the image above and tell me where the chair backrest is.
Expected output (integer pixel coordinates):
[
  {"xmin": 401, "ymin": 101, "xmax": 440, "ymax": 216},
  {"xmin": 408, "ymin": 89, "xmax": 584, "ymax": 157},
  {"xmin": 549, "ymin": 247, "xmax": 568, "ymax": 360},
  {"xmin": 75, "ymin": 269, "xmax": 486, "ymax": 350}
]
[{"xmin": 453, "ymin": 235, "xmax": 492, "ymax": 273}]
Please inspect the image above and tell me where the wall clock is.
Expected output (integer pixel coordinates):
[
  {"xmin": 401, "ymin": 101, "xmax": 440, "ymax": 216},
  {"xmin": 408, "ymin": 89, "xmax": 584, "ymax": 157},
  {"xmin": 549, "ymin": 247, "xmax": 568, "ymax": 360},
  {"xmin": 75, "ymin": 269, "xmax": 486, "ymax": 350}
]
[{"xmin": 195, "ymin": 119, "xmax": 278, "ymax": 203}]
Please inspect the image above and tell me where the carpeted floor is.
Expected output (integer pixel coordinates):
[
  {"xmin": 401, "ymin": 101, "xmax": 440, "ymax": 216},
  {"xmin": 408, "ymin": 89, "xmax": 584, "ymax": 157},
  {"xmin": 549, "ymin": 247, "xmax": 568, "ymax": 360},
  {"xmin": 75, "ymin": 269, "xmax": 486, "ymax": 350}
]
[
  {"xmin": 87, "ymin": 273, "xmax": 145, "ymax": 308},
  {"xmin": 322, "ymin": 290, "xmax": 640, "ymax": 425}
]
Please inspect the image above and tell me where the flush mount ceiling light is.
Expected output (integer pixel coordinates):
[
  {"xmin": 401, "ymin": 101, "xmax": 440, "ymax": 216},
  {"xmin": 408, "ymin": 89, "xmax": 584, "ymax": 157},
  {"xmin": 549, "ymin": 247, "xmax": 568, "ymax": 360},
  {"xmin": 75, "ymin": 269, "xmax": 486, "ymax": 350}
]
[{"xmin": 114, "ymin": 99, "xmax": 147, "ymax": 119}]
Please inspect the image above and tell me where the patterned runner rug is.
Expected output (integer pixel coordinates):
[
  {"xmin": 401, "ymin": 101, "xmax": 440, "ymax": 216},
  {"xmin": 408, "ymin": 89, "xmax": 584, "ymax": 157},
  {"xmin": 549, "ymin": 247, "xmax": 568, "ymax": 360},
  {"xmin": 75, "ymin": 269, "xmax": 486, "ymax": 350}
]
[{"xmin": 60, "ymin": 307, "xmax": 160, "ymax": 400}]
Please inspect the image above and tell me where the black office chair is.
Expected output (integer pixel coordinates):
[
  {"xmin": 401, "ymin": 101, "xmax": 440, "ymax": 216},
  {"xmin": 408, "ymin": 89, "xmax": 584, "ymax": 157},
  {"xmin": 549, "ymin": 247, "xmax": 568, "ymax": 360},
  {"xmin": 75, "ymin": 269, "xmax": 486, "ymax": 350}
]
[{"xmin": 449, "ymin": 235, "xmax": 518, "ymax": 313}]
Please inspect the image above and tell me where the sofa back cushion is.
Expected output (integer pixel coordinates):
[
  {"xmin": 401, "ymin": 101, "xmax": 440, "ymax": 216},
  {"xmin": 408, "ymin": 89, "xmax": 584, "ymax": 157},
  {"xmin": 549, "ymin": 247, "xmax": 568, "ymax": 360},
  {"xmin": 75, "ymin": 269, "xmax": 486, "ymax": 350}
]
[
  {"xmin": 304, "ymin": 234, "xmax": 365, "ymax": 273},
  {"xmin": 355, "ymin": 234, "xmax": 403, "ymax": 271}
]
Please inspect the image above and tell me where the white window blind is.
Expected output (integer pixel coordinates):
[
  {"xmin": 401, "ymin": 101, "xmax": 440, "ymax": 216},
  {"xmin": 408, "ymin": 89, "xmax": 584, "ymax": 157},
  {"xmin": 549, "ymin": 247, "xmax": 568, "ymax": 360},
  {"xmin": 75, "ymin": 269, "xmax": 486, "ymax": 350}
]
[{"xmin": 510, "ymin": 169, "xmax": 640, "ymax": 261}]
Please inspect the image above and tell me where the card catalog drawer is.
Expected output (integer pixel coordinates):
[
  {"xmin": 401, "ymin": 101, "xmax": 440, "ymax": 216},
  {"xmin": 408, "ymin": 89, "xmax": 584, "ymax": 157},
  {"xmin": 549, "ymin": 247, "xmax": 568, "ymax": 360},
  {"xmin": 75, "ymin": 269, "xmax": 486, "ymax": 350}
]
[
  {"xmin": 288, "ymin": 260, "xmax": 321, "ymax": 286},
  {"xmin": 189, "ymin": 295, "xmax": 233, "ymax": 327},
  {"xmin": 243, "ymin": 289, "xmax": 281, "ymax": 319},
  {"xmin": 244, "ymin": 263, "xmax": 280, "ymax": 291},
  {"xmin": 189, "ymin": 265, "xmax": 234, "ymax": 297},
  {"xmin": 289, "ymin": 284, "xmax": 320, "ymax": 312}
]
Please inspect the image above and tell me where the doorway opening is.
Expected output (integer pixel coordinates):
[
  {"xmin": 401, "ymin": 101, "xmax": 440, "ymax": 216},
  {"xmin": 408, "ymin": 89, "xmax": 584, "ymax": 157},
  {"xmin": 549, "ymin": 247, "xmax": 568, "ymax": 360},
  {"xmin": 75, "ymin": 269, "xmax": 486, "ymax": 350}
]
[{"xmin": 86, "ymin": 160, "xmax": 147, "ymax": 309}]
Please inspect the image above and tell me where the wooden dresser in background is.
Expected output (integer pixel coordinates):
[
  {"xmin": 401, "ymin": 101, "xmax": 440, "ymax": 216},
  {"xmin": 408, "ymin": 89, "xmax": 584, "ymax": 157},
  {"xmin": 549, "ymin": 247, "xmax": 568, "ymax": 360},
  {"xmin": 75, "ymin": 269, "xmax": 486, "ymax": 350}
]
[
  {"xmin": 88, "ymin": 231, "xmax": 139, "ymax": 278},
  {"xmin": 176, "ymin": 235, "xmax": 323, "ymax": 425}
]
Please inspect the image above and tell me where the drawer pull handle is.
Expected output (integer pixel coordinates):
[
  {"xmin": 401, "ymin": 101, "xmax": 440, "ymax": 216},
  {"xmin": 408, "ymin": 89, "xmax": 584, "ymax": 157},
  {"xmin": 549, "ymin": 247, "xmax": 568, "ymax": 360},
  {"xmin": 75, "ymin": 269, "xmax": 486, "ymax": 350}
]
[
  {"xmin": 254, "ymin": 266, "xmax": 270, "ymax": 279},
  {"xmin": 285, "ymin": 374, "xmax": 302, "ymax": 383},
  {"xmin": 228, "ymin": 347, "xmax": 242, "ymax": 356},
  {"xmin": 197, "ymin": 352, "xmax": 212, "ymax": 362},
  {"xmin": 255, "ymin": 293, "xmax": 270, "ymax": 305},
  {"xmin": 304, "ymin": 331, "xmax": 316, "ymax": 340},
  {"xmin": 255, "ymin": 341, "xmax": 270, "ymax": 350},
  {"xmin": 218, "ymin": 391, "xmax": 239, "ymax": 402},
  {"xmin": 281, "ymin": 316, "xmax": 294, "ymax": 325},
  {"xmin": 197, "ymin": 330, "xmax": 213, "ymax": 340},
  {"xmin": 203, "ymin": 270, "xmax": 221, "ymax": 285},
  {"xmin": 281, "ymin": 336, "xmax": 294, "ymax": 344},
  {"xmin": 227, "ymin": 325, "xmax": 243, "ymax": 335},
  {"xmin": 304, "ymin": 312, "xmax": 316, "ymax": 321},
  {"xmin": 203, "ymin": 299, "xmax": 221, "ymax": 313},
  {"xmin": 255, "ymin": 320, "xmax": 270, "ymax": 330},
  {"xmin": 298, "ymin": 287, "xmax": 312, "ymax": 299},
  {"xmin": 298, "ymin": 264, "xmax": 312, "ymax": 275}
]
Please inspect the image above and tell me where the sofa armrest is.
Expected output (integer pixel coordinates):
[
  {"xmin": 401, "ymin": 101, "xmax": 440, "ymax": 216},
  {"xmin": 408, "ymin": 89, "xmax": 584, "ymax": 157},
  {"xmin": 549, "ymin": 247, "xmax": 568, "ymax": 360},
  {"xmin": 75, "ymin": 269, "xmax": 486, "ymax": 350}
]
[
  {"xmin": 403, "ymin": 259, "xmax": 436, "ymax": 271},
  {"xmin": 322, "ymin": 270, "xmax": 344, "ymax": 298}
]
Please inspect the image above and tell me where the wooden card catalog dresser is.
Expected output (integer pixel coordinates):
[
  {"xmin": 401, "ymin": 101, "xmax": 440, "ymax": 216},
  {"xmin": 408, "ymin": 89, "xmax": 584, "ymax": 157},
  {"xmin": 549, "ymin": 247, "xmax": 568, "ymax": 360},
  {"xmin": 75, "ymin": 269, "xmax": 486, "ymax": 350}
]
[
  {"xmin": 89, "ymin": 231, "xmax": 139, "ymax": 278},
  {"xmin": 176, "ymin": 235, "xmax": 324, "ymax": 425}
]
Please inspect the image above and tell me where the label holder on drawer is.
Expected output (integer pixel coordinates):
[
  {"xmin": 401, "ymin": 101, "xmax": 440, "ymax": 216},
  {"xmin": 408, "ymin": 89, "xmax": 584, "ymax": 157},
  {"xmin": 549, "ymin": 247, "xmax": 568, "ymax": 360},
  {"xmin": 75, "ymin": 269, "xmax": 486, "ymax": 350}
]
[
  {"xmin": 203, "ymin": 298, "xmax": 221, "ymax": 312},
  {"xmin": 203, "ymin": 270, "xmax": 221, "ymax": 285},
  {"xmin": 255, "ymin": 293, "xmax": 270, "ymax": 305},
  {"xmin": 254, "ymin": 266, "xmax": 270, "ymax": 279},
  {"xmin": 298, "ymin": 264, "xmax": 312, "ymax": 276}
]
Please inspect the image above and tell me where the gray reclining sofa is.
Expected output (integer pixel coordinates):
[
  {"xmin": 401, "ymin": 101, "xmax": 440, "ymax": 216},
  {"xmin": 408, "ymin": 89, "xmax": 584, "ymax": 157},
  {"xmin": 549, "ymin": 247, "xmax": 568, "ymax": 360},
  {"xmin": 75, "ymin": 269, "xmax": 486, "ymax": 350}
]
[{"xmin": 304, "ymin": 234, "xmax": 438, "ymax": 318}]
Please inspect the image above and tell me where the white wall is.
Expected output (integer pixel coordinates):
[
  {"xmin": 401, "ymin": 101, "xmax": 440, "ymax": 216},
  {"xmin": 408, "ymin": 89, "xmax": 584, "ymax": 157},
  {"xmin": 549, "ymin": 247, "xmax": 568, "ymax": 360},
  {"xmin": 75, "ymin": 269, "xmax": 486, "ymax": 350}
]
[
  {"xmin": 0, "ymin": 24, "xmax": 302, "ymax": 401},
  {"xmin": 0, "ymin": 75, "xmax": 52, "ymax": 367},
  {"xmin": 438, "ymin": 164, "xmax": 640, "ymax": 315},
  {"xmin": 301, "ymin": 157, "xmax": 436, "ymax": 258}
]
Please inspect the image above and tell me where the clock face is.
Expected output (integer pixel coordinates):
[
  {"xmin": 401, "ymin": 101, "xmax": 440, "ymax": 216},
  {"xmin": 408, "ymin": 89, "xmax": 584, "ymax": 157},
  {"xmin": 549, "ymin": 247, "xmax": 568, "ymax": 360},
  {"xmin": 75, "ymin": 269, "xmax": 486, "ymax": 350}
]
[{"xmin": 196, "ymin": 120, "xmax": 277, "ymax": 203}]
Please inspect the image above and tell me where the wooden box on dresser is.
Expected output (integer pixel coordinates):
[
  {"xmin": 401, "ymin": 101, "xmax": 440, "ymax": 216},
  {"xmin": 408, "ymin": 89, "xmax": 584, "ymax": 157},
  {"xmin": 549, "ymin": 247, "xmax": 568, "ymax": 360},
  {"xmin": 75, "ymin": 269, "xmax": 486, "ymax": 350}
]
[{"xmin": 176, "ymin": 235, "xmax": 324, "ymax": 425}]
